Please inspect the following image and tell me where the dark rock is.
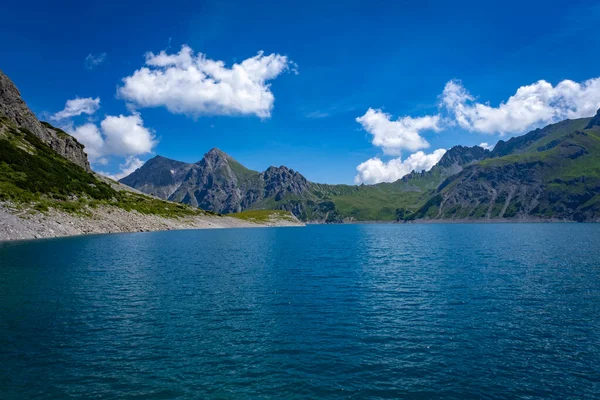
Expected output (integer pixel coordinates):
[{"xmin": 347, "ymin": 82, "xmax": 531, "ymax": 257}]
[
  {"xmin": 0, "ymin": 70, "xmax": 90, "ymax": 170},
  {"xmin": 585, "ymin": 108, "xmax": 600, "ymax": 129}
]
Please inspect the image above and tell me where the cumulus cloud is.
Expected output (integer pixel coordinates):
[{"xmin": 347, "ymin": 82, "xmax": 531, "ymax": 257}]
[
  {"xmin": 71, "ymin": 123, "xmax": 104, "ymax": 161},
  {"xmin": 479, "ymin": 142, "xmax": 494, "ymax": 150},
  {"xmin": 356, "ymin": 108, "xmax": 441, "ymax": 155},
  {"xmin": 68, "ymin": 113, "xmax": 157, "ymax": 163},
  {"xmin": 354, "ymin": 149, "xmax": 446, "ymax": 184},
  {"xmin": 98, "ymin": 156, "xmax": 145, "ymax": 180},
  {"xmin": 354, "ymin": 76, "xmax": 600, "ymax": 183},
  {"xmin": 100, "ymin": 113, "xmax": 157, "ymax": 156},
  {"xmin": 51, "ymin": 97, "xmax": 101, "ymax": 120},
  {"xmin": 441, "ymin": 78, "xmax": 600, "ymax": 135},
  {"xmin": 118, "ymin": 45, "xmax": 294, "ymax": 118},
  {"xmin": 85, "ymin": 52, "xmax": 107, "ymax": 69}
]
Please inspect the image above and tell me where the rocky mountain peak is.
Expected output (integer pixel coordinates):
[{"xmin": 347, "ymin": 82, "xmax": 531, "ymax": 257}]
[
  {"xmin": 198, "ymin": 148, "xmax": 233, "ymax": 168},
  {"xmin": 143, "ymin": 155, "xmax": 190, "ymax": 170},
  {"xmin": 585, "ymin": 108, "xmax": 600, "ymax": 129},
  {"xmin": 204, "ymin": 147, "xmax": 228, "ymax": 159},
  {"xmin": 264, "ymin": 165, "xmax": 292, "ymax": 174},
  {"xmin": 0, "ymin": 70, "xmax": 48, "ymax": 139},
  {"xmin": 0, "ymin": 70, "xmax": 90, "ymax": 170},
  {"xmin": 261, "ymin": 165, "xmax": 310, "ymax": 199},
  {"xmin": 437, "ymin": 145, "xmax": 489, "ymax": 169}
]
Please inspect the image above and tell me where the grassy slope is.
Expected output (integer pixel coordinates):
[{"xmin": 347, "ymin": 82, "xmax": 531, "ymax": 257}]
[
  {"xmin": 253, "ymin": 166, "xmax": 446, "ymax": 222},
  {"xmin": 228, "ymin": 209, "xmax": 298, "ymax": 224},
  {"xmin": 324, "ymin": 169, "xmax": 445, "ymax": 220},
  {"xmin": 480, "ymin": 118, "xmax": 600, "ymax": 191},
  {"xmin": 416, "ymin": 117, "xmax": 600, "ymax": 220},
  {"xmin": 0, "ymin": 120, "xmax": 205, "ymax": 218}
]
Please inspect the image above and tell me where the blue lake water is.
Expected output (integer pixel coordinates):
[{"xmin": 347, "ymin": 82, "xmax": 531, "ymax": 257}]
[{"xmin": 1, "ymin": 224, "xmax": 599, "ymax": 399}]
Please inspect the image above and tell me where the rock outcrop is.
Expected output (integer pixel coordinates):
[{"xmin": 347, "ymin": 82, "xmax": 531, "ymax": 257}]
[
  {"xmin": 435, "ymin": 145, "xmax": 490, "ymax": 172},
  {"xmin": 585, "ymin": 109, "xmax": 600, "ymax": 130},
  {"xmin": 0, "ymin": 70, "xmax": 90, "ymax": 170}
]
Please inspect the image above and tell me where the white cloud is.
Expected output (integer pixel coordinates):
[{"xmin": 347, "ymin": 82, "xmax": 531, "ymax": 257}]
[
  {"xmin": 68, "ymin": 113, "xmax": 157, "ymax": 163},
  {"xmin": 71, "ymin": 123, "xmax": 104, "ymax": 161},
  {"xmin": 98, "ymin": 156, "xmax": 145, "ymax": 180},
  {"xmin": 100, "ymin": 113, "xmax": 157, "ymax": 156},
  {"xmin": 479, "ymin": 142, "xmax": 494, "ymax": 150},
  {"xmin": 354, "ymin": 76, "xmax": 600, "ymax": 183},
  {"xmin": 356, "ymin": 108, "xmax": 441, "ymax": 155},
  {"xmin": 354, "ymin": 149, "xmax": 446, "ymax": 184},
  {"xmin": 441, "ymin": 78, "xmax": 600, "ymax": 135},
  {"xmin": 51, "ymin": 97, "xmax": 101, "ymax": 120},
  {"xmin": 85, "ymin": 53, "xmax": 107, "ymax": 69},
  {"xmin": 118, "ymin": 45, "xmax": 294, "ymax": 118}
]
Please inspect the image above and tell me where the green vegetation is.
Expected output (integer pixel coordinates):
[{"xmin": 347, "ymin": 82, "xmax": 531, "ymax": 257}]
[
  {"xmin": 227, "ymin": 156, "xmax": 261, "ymax": 182},
  {"xmin": 252, "ymin": 166, "xmax": 447, "ymax": 222},
  {"xmin": 0, "ymin": 122, "xmax": 204, "ymax": 218},
  {"xmin": 423, "ymin": 116, "xmax": 600, "ymax": 221},
  {"xmin": 229, "ymin": 209, "xmax": 297, "ymax": 224}
]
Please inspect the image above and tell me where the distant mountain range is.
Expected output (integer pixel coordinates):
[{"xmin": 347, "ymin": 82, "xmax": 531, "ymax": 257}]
[
  {"xmin": 120, "ymin": 112, "xmax": 600, "ymax": 222},
  {"xmin": 2, "ymin": 66, "xmax": 598, "ymax": 225}
]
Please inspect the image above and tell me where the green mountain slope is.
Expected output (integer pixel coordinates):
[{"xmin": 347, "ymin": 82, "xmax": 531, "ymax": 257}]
[
  {"xmin": 0, "ymin": 70, "xmax": 209, "ymax": 219},
  {"xmin": 0, "ymin": 120, "xmax": 205, "ymax": 217},
  {"xmin": 414, "ymin": 112, "xmax": 600, "ymax": 221},
  {"xmin": 121, "ymin": 143, "xmax": 488, "ymax": 222}
]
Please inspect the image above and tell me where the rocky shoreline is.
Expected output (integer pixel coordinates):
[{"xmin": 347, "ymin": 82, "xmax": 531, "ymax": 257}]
[{"xmin": 0, "ymin": 203, "xmax": 304, "ymax": 242}]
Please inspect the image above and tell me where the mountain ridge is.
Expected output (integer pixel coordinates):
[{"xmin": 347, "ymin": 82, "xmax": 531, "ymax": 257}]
[
  {"xmin": 120, "ymin": 143, "xmax": 492, "ymax": 221},
  {"xmin": 120, "ymin": 114, "xmax": 600, "ymax": 222}
]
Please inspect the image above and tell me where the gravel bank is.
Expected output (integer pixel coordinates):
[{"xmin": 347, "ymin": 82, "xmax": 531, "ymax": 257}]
[{"xmin": 0, "ymin": 203, "xmax": 304, "ymax": 241}]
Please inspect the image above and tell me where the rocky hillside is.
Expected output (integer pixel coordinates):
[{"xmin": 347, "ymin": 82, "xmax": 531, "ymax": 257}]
[
  {"xmin": 0, "ymin": 71, "xmax": 90, "ymax": 170},
  {"xmin": 413, "ymin": 113, "xmax": 600, "ymax": 222},
  {"xmin": 122, "ymin": 148, "xmax": 316, "ymax": 214}
]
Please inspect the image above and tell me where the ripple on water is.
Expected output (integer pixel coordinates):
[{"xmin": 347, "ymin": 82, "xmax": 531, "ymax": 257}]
[{"xmin": 0, "ymin": 224, "xmax": 599, "ymax": 399}]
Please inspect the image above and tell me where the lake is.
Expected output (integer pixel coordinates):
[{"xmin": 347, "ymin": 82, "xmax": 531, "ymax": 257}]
[{"xmin": 1, "ymin": 224, "xmax": 599, "ymax": 399}]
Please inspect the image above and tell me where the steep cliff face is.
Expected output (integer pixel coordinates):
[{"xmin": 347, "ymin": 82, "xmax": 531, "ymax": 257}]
[{"xmin": 0, "ymin": 71, "xmax": 90, "ymax": 170}]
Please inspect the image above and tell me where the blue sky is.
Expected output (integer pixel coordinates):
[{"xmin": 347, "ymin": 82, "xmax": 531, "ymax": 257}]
[{"xmin": 2, "ymin": 0, "xmax": 600, "ymax": 184}]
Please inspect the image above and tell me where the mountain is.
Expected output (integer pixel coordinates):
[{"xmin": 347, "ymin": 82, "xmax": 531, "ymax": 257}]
[
  {"xmin": 413, "ymin": 114, "xmax": 600, "ymax": 221},
  {"xmin": 120, "ymin": 144, "xmax": 490, "ymax": 222},
  {"xmin": 0, "ymin": 69, "xmax": 201, "ymax": 220},
  {"xmin": 122, "ymin": 148, "xmax": 314, "ymax": 214},
  {"xmin": 121, "ymin": 111, "xmax": 600, "ymax": 223},
  {"xmin": 118, "ymin": 155, "xmax": 194, "ymax": 200}
]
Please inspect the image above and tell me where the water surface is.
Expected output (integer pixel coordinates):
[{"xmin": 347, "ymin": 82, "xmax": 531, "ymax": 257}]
[{"xmin": 1, "ymin": 224, "xmax": 599, "ymax": 399}]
